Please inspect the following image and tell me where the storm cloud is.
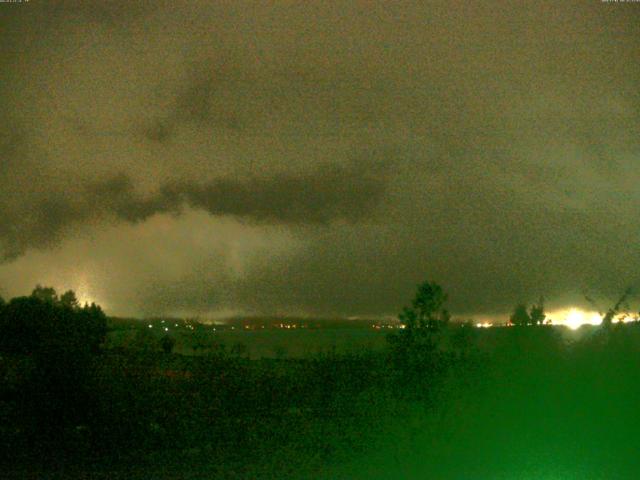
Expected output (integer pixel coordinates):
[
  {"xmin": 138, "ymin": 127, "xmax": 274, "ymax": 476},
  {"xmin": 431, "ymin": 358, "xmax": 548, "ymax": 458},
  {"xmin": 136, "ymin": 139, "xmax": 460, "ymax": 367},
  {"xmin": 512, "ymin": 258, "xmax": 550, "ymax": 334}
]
[
  {"xmin": 0, "ymin": 161, "xmax": 388, "ymax": 261},
  {"xmin": 0, "ymin": 1, "xmax": 639, "ymax": 318}
]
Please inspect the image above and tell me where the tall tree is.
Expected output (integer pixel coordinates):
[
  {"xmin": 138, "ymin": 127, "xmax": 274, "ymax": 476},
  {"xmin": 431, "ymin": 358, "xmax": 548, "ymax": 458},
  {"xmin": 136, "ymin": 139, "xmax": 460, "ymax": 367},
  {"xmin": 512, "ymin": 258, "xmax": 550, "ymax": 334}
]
[
  {"xmin": 529, "ymin": 297, "xmax": 546, "ymax": 325},
  {"xmin": 388, "ymin": 280, "xmax": 451, "ymax": 400},
  {"xmin": 400, "ymin": 280, "xmax": 450, "ymax": 332},
  {"xmin": 510, "ymin": 304, "xmax": 531, "ymax": 326},
  {"xmin": 60, "ymin": 290, "xmax": 80, "ymax": 309},
  {"xmin": 31, "ymin": 285, "xmax": 58, "ymax": 304}
]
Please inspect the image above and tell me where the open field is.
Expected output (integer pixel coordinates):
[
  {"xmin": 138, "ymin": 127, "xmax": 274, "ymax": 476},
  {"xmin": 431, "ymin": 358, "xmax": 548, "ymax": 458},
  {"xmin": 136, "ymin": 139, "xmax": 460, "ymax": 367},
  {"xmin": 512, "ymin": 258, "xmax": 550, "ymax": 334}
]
[
  {"xmin": 107, "ymin": 324, "xmax": 392, "ymax": 358},
  {"xmin": 5, "ymin": 320, "xmax": 640, "ymax": 478}
]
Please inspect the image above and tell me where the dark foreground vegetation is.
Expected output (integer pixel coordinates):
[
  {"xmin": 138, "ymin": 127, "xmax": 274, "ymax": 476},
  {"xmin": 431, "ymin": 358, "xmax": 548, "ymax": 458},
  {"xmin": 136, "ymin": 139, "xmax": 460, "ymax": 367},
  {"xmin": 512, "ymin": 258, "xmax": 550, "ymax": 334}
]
[{"xmin": 2, "ymin": 283, "xmax": 640, "ymax": 479}]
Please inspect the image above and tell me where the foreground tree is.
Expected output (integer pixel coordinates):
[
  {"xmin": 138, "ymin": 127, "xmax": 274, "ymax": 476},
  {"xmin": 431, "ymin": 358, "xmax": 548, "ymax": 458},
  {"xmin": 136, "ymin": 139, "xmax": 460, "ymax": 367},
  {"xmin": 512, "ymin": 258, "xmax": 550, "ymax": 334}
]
[
  {"xmin": 31, "ymin": 285, "xmax": 58, "ymax": 304},
  {"xmin": 529, "ymin": 297, "xmax": 546, "ymax": 325},
  {"xmin": 399, "ymin": 280, "xmax": 450, "ymax": 332},
  {"xmin": 510, "ymin": 304, "xmax": 531, "ymax": 326},
  {"xmin": 0, "ymin": 286, "xmax": 108, "ymax": 448},
  {"xmin": 388, "ymin": 280, "xmax": 451, "ymax": 398},
  {"xmin": 76, "ymin": 302, "xmax": 108, "ymax": 353},
  {"xmin": 60, "ymin": 289, "xmax": 80, "ymax": 309},
  {"xmin": 0, "ymin": 286, "xmax": 106, "ymax": 354}
]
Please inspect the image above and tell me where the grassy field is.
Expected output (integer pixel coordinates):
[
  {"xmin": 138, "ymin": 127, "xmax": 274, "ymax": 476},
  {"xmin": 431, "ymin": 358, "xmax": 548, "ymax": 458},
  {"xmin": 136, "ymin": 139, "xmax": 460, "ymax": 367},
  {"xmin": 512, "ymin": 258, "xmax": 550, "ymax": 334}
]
[
  {"xmin": 106, "ymin": 319, "xmax": 393, "ymax": 358},
  {"xmin": 4, "ymin": 322, "xmax": 640, "ymax": 478}
]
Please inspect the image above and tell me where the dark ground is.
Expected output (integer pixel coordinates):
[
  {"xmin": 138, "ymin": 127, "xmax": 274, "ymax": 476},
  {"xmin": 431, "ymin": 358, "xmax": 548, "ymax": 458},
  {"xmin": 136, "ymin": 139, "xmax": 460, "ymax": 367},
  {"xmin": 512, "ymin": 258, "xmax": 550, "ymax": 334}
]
[{"xmin": 3, "ymin": 323, "xmax": 640, "ymax": 479}]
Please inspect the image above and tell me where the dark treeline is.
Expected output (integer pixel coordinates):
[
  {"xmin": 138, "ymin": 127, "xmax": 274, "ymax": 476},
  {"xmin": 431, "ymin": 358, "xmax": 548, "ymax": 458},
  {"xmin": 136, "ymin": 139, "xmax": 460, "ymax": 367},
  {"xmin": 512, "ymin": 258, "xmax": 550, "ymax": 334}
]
[
  {"xmin": 0, "ymin": 286, "xmax": 107, "ymax": 466},
  {"xmin": 2, "ymin": 282, "xmax": 640, "ymax": 478}
]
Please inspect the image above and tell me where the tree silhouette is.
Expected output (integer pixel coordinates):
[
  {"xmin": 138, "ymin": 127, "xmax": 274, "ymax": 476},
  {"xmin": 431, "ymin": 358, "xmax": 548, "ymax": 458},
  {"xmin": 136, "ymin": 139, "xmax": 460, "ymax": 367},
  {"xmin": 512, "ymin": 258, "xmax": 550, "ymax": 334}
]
[
  {"xmin": 60, "ymin": 290, "xmax": 80, "ymax": 309},
  {"xmin": 400, "ymin": 280, "xmax": 450, "ymax": 332},
  {"xmin": 529, "ymin": 297, "xmax": 546, "ymax": 325},
  {"xmin": 0, "ymin": 288, "xmax": 108, "ymax": 447},
  {"xmin": 388, "ymin": 280, "xmax": 451, "ymax": 398},
  {"xmin": 0, "ymin": 296, "xmax": 52, "ymax": 353},
  {"xmin": 602, "ymin": 287, "xmax": 633, "ymax": 328},
  {"xmin": 0, "ymin": 291, "xmax": 107, "ymax": 355},
  {"xmin": 76, "ymin": 302, "xmax": 108, "ymax": 353},
  {"xmin": 510, "ymin": 304, "xmax": 531, "ymax": 326},
  {"xmin": 31, "ymin": 284, "xmax": 58, "ymax": 304}
]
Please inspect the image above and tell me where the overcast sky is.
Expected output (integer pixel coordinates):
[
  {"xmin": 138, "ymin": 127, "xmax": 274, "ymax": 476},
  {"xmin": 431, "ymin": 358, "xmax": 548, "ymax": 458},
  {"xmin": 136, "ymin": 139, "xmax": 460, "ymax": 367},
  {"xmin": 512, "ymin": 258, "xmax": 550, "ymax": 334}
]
[{"xmin": 1, "ymin": 1, "xmax": 639, "ymax": 319}]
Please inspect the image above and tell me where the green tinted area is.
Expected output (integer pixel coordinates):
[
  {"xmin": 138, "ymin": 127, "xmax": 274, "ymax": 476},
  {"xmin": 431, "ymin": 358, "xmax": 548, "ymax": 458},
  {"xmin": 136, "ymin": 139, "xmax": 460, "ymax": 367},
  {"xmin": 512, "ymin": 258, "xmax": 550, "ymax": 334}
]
[{"xmin": 3, "ymin": 296, "xmax": 640, "ymax": 479}]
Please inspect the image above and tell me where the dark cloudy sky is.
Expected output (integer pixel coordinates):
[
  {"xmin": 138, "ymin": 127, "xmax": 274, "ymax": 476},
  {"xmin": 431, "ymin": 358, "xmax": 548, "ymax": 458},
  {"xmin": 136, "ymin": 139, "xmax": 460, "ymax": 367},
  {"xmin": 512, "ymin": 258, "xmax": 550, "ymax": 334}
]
[{"xmin": 1, "ymin": 1, "xmax": 639, "ymax": 319}]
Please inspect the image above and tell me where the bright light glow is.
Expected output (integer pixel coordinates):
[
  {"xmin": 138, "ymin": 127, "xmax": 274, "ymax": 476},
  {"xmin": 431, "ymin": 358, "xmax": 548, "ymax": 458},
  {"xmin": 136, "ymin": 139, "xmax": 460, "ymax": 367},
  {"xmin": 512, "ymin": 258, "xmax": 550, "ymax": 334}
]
[
  {"xmin": 70, "ymin": 273, "xmax": 103, "ymax": 309},
  {"xmin": 566, "ymin": 310, "xmax": 586, "ymax": 330},
  {"xmin": 476, "ymin": 322, "xmax": 493, "ymax": 328},
  {"xmin": 617, "ymin": 315, "xmax": 637, "ymax": 324},
  {"xmin": 551, "ymin": 308, "xmax": 602, "ymax": 330}
]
